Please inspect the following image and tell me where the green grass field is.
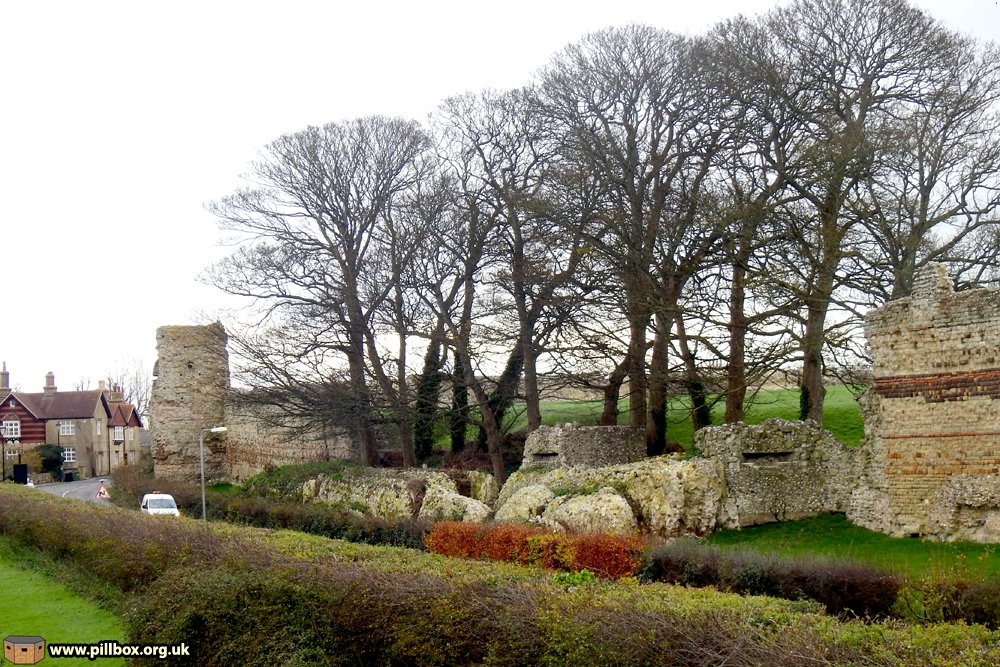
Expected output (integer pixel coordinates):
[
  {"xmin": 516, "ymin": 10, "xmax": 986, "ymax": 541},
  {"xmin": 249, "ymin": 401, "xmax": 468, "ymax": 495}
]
[
  {"xmin": 504, "ymin": 384, "xmax": 865, "ymax": 447},
  {"xmin": 707, "ymin": 513, "xmax": 1000, "ymax": 580},
  {"xmin": 0, "ymin": 537, "xmax": 124, "ymax": 666}
]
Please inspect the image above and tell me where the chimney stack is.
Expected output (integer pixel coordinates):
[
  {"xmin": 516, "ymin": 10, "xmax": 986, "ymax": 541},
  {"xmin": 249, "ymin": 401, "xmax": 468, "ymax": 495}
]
[
  {"xmin": 110, "ymin": 384, "xmax": 124, "ymax": 402},
  {"xmin": 43, "ymin": 371, "xmax": 57, "ymax": 395},
  {"xmin": 0, "ymin": 362, "xmax": 9, "ymax": 393}
]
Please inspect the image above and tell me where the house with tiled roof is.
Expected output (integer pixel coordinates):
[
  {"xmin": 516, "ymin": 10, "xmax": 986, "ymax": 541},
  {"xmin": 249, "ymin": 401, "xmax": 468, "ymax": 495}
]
[{"xmin": 0, "ymin": 364, "xmax": 144, "ymax": 480}]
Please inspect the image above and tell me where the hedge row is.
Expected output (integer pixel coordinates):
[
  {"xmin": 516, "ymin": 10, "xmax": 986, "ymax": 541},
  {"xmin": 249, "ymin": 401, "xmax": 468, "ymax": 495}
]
[
  {"xmin": 111, "ymin": 466, "xmax": 1000, "ymax": 628},
  {"xmin": 0, "ymin": 485, "xmax": 235, "ymax": 591},
  {"xmin": 640, "ymin": 539, "xmax": 904, "ymax": 618},
  {"xmin": 111, "ymin": 465, "xmax": 429, "ymax": 550},
  {"xmin": 5, "ymin": 485, "xmax": 1000, "ymax": 666},
  {"xmin": 425, "ymin": 521, "xmax": 642, "ymax": 579}
]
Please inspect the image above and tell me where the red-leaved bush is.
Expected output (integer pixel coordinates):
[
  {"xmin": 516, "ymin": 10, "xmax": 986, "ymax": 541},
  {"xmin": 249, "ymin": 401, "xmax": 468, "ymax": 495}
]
[
  {"xmin": 573, "ymin": 532, "xmax": 643, "ymax": 579},
  {"xmin": 425, "ymin": 521, "xmax": 642, "ymax": 578},
  {"xmin": 424, "ymin": 521, "xmax": 483, "ymax": 558}
]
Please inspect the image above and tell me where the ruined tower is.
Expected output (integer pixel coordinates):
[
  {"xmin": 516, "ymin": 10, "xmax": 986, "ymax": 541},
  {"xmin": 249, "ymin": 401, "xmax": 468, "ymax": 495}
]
[
  {"xmin": 149, "ymin": 323, "xmax": 230, "ymax": 481},
  {"xmin": 850, "ymin": 264, "xmax": 1000, "ymax": 540}
]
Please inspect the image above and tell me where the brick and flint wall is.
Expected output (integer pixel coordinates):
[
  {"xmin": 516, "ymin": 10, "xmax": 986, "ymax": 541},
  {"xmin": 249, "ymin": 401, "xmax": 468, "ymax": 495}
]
[{"xmin": 850, "ymin": 264, "xmax": 1000, "ymax": 539}]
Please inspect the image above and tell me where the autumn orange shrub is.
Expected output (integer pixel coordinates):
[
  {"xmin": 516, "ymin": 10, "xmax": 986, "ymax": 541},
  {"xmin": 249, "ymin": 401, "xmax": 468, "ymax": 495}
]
[
  {"xmin": 479, "ymin": 523, "xmax": 542, "ymax": 562},
  {"xmin": 423, "ymin": 521, "xmax": 483, "ymax": 559},
  {"xmin": 424, "ymin": 522, "xmax": 643, "ymax": 579},
  {"xmin": 572, "ymin": 533, "xmax": 643, "ymax": 579}
]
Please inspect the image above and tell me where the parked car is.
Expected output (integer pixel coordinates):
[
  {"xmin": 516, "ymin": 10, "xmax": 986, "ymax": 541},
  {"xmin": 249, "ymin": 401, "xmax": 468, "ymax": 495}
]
[{"xmin": 140, "ymin": 493, "xmax": 181, "ymax": 517}]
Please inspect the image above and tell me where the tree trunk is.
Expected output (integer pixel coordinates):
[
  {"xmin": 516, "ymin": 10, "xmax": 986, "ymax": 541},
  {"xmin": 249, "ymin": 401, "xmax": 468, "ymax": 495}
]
[
  {"xmin": 396, "ymin": 331, "xmax": 416, "ymax": 468},
  {"xmin": 599, "ymin": 358, "xmax": 629, "ymax": 425},
  {"xmin": 626, "ymin": 314, "xmax": 649, "ymax": 433},
  {"xmin": 726, "ymin": 257, "xmax": 748, "ymax": 423},
  {"xmin": 675, "ymin": 314, "xmax": 711, "ymax": 431},
  {"xmin": 799, "ymin": 296, "xmax": 829, "ymax": 424},
  {"xmin": 522, "ymin": 335, "xmax": 542, "ymax": 431},
  {"xmin": 346, "ymin": 345, "xmax": 379, "ymax": 467},
  {"xmin": 799, "ymin": 260, "xmax": 837, "ymax": 424},
  {"xmin": 462, "ymin": 357, "xmax": 507, "ymax": 485},
  {"xmin": 413, "ymin": 337, "xmax": 443, "ymax": 461},
  {"xmin": 449, "ymin": 356, "xmax": 468, "ymax": 453},
  {"xmin": 646, "ymin": 312, "xmax": 670, "ymax": 456},
  {"xmin": 476, "ymin": 347, "xmax": 524, "ymax": 450}
]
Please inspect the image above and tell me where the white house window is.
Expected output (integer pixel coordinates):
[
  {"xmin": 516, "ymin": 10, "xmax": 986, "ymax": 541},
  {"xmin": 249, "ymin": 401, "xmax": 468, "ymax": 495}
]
[
  {"xmin": 63, "ymin": 447, "xmax": 76, "ymax": 463},
  {"xmin": 59, "ymin": 421, "xmax": 75, "ymax": 436},
  {"xmin": 95, "ymin": 419, "xmax": 103, "ymax": 436},
  {"xmin": 4, "ymin": 448, "xmax": 16, "ymax": 459},
  {"xmin": 127, "ymin": 428, "xmax": 133, "ymax": 441},
  {"xmin": 1, "ymin": 419, "xmax": 20, "ymax": 439},
  {"xmin": 113, "ymin": 426, "xmax": 124, "ymax": 442}
]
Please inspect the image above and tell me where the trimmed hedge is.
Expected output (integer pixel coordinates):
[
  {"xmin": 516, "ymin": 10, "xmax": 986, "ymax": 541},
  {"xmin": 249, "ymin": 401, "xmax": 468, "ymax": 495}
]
[
  {"xmin": 223, "ymin": 497, "xmax": 429, "ymax": 550},
  {"xmin": 5, "ymin": 486, "xmax": 1000, "ymax": 666},
  {"xmin": 641, "ymin": 539, "xmax": 904, "ymax": 618},
  {"xmin": 111, "ymin": 465, "xmax": 429, "ymax": 550}
]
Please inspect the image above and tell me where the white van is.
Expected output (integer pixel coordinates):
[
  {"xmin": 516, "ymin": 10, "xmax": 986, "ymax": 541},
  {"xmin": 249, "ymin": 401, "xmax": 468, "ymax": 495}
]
[{"xmin": 140, "ymin": 493, "xmax": 181, "ymax": 517}]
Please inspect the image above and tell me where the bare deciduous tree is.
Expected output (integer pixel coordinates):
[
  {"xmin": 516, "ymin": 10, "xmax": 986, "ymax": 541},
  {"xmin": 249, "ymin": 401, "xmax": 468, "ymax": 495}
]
[{"xmin": 207, "ymin": 116, "xmax": 432, "ymax": 467}]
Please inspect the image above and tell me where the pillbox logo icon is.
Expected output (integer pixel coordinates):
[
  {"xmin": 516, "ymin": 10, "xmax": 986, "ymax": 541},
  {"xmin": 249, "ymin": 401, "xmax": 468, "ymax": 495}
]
[{"xmin": 3, "ymin": 635, "xmax": 45, "ymax": 665}]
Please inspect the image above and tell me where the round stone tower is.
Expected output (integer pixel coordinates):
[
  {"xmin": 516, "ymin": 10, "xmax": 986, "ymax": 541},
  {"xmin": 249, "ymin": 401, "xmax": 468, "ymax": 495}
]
[{"xmin": 149, "ymin": 323, "xmax": 230, "ymax": 481}]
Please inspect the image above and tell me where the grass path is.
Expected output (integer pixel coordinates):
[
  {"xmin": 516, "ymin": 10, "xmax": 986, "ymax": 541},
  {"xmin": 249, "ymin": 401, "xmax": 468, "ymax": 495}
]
[{"xmin": 0, "ymin": 540, "xmax": 124, "ymax": 666}]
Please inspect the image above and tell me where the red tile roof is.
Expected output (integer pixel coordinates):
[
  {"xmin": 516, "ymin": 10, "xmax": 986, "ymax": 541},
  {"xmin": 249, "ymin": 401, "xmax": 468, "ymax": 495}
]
[{"xmin": 108, "ymin": 401, "xmax": 144, "ymax": 428}]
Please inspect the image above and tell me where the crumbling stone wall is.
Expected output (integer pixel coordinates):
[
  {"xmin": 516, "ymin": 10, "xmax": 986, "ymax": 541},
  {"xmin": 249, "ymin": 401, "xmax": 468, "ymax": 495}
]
[
  {"xmin": 150, "ymin": 323, "xmax": 354, "ymax": 482},
  {"xmin": 224, "ymin": 399, "xmax": 357, "ymax": 482},
  {"xmin": 496, "ymin": 457, "xmax": 733, "ymax": 536},
  {"xmin": 850, "ymin": 264, "xmax": 1000, "ymax": 540},
  {"xmin": 696, "ymin": 419, "xmax": 856, "ymax": 527},
  {"xmin": 521, "ymin": 424, "xmax": 644, "ymax": 469},
  {"xmin": 512, "ymin": 420, "xmax": 854, "ymax": 534},
  {"xmin": 302, "ymin": 468, "xmax": 497, "ymax": 523}
]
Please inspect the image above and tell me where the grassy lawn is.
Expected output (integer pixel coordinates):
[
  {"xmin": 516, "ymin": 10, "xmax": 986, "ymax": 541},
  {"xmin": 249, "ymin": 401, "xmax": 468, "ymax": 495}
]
[
  {"xmin": 0, "ymin": 537, "xmax": 125, "ymax": 666},
  {"xmin": 707, "ymin": 513, "xmax": 1000, "ymax": 580},
  {"xmin": 504, "ymin": 384, "xmax": 864, "ymax": 447}
]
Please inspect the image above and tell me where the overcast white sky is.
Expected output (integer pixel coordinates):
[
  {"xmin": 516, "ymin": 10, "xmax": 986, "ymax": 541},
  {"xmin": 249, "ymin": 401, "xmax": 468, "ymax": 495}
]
[{"xmin": 1, "ymin": 0, "xmax": 997, "ymax": 393}]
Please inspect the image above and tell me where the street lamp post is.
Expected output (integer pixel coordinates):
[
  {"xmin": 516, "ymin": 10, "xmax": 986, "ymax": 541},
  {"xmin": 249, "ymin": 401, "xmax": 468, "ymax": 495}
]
[{"xmin": 199, "ymin": 426, "xmax": 228, "ymax": 520}]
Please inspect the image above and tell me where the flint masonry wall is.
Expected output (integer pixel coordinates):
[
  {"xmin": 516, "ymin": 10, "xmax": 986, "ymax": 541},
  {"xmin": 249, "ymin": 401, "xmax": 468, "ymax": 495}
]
[
  {"xmin": 521, "ymin": 424, "xmax": 645, "ymax": 469},
  {"xmin": 849, "ymin": 264, "xmax": 1000, "ymax": 539},
  {"xmin": 697, "ymin": 419, "xmax": 856, "ymax": 527},
  {"xmin": 224, "ymin": 398, "xmax": 356, "ymax": 482},
  {"xmin": 150, "ymin": 324, "xmax": 230, "ymax": 481},
  {"xmin": 150, "ymin": 324, "xmax": 354, "ymax": 482}
]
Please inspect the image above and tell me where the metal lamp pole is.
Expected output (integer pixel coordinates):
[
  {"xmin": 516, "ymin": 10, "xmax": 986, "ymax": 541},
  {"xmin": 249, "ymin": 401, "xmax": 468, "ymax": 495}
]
[{"xmin": 199, "ymin": 426, "xmax": 228, "ymax": 520}]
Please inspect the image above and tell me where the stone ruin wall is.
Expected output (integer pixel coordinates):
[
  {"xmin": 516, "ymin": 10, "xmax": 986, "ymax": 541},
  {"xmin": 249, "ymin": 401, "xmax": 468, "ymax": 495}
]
[
  {"xmin": 224, "ymin": 399, "xmax": 356, "ymax": 483},
  {"xmin": 696, "ymin": 419, "xmax": 856, "ymax": 527},
  {"xmin": 513, "ymin": 419, "xmax": 852, "ymax": 533},
  {"xmin": 521, "ymin": 424, "xmax": 645, "ymax": 469},
  {"xmin": 849, "ymin": 264, "xmax": 1000, "ymax": 540},
  {"xmin": 150, "ymin": 324, "xmax": 353, "ymax": 483}
]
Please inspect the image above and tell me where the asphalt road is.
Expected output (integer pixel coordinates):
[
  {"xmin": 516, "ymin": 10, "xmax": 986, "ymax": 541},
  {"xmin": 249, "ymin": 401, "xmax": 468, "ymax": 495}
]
[{"xmin": 34, "ymin": 477, "xmax": 114, "ymax": 506}]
